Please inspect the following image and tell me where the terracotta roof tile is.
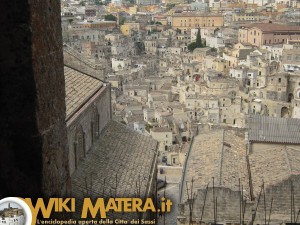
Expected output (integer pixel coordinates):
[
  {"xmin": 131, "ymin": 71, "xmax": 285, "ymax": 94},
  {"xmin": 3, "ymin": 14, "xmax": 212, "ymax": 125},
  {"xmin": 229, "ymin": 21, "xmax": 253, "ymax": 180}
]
[{"xmin": 243, "ymin": 23, "xmax": 300, "ymax": 32}]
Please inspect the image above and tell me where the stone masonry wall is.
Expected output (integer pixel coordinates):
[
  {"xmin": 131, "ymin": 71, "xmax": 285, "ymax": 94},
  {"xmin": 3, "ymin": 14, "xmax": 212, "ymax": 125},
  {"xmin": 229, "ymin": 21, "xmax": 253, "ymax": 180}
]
[
  {"xmin": 178, "ymin": 187, "xmax": 254, "ymax": 224},
  {"xmin": 254, "ymin": 175, "xmax": 300, "ymax": 224},
  {"xmin": 67, "ymin": 85, "xmax": 112, "ymax": 175},
  {"xmin": 0, "ymin": 0, "xmax": 69, "ymax": 197}
]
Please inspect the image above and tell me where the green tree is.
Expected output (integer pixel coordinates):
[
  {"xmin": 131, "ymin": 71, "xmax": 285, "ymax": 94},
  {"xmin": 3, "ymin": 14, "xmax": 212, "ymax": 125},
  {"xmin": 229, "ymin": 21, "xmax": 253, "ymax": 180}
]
[
  {"xmin": 145, "ymin": 123, "xmax": 153, "ymax": 132},
  {"xmin": 166, "ymin": 3, "xmax": 175, "ymax": 10},
  {"xmin": 187, "ymin": 42, "xmax": 197, "ymax": 52},
  {"xmin": 120, "ymin": 17, "xmax": 126, "ymax": 25},
  {"xmin": 104, "ymin": 14, "xmax": 117, "ymax": 21},
  {"xmin": 196, "ymin": 28, "xmax": 202, "ymax": 48}
]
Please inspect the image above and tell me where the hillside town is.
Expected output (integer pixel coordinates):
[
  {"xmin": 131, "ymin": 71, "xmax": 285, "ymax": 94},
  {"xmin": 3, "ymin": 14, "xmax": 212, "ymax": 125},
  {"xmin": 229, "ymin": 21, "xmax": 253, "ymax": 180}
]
[
  {"xmin": 0, "ymin": 204, "xmax": 24, "ymax": 225},
  {"xmin": 60, "ymin": 0, "xmax": 300, "ymax": 224}
]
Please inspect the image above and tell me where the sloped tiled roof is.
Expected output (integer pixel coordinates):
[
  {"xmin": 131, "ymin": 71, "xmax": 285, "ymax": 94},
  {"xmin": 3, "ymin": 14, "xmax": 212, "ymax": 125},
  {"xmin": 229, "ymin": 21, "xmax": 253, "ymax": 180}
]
[
  {"xmin": 71, "ymin": 121, "xmax": 158, "ymax": 219},
  {"xmin": 249, "ymin": 115, "xmax": 300, "ymax": 144},
  {"xmin": 243, "ymin": 23, "xmax": 300, "ymax": 32},
  {"xmin": 249, "ymin": 145, "xmax": 300, "ymax": 195},
  {"xmin": 64, "ymin": 66, "xmax": 103, "ymax": 119},
  {"xmin": 181, "ymin": 129, "xmax": 249, "ymax": 202}
]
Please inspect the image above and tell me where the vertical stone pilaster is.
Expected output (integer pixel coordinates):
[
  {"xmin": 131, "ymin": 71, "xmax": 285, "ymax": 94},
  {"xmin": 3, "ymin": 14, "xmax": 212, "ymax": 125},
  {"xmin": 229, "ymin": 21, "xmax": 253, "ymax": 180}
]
[{"xmin": 0, "ymin": 0, "xmax": 69, "ymax": 197}]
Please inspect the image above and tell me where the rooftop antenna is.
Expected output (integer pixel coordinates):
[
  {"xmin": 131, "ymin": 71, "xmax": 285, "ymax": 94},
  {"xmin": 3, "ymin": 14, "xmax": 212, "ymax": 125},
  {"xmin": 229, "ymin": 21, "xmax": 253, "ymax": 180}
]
[
  {"xmin": 239, "ymin": 179, "xmax": 242, "ymax": 225},
  {"xmin": 291, "ymin": 180, "xmax": 296, "ymax": 224},
  {"xmin": 250, "ymin": 181, "xmax": 264, "ymax": 225},
  {"xmin": 242, "ymin": 197, "xmax": 247, "ymax": 225},
  {"xmin": 241, "ymin": 184, "xmax": 244, "ymax": 225},
  {"xmin": 213, "ymin": 177, "xmax": 216, "ymax": 225},
  {"xmin": 295, "ymin": 209, "xmax": 300, "ymax": 223},
  {"xmin": 163, "ymin": 175, "xmax": 166, "ymax": 225},
  {"xmin": 215, "ymin": 197, "xmax": 218, "ymax": 225},
  {"xmin": 263, "ymin": 182, "xmax": 267, "ymax": 225},
  {"xmin": 186, "ymin": 177, "xmax": 194, "ymax": 225},
  {"xmin": 267, "ymin": 197, "xmax": 273, "ymax": 225},
  {"xmin": 199, "ymin": 183, "xmax": 209, "ymax": 225}
]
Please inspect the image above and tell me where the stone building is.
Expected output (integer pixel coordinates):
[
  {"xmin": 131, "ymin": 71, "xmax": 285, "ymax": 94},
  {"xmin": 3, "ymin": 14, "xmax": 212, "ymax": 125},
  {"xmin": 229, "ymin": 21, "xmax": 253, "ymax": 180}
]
[
  {"xmin": 63, "ymin": 29, "xmax": 106, "ymax": 45},
  {"xmin": 85, "ymin": 6, "xmax": 97, "ymax": 17},
  {"xmin": 71, "ymin": 20, "xmax": 117, "ymax": 30},
  {"xmin": 64, "ymin": 66, "xmax": 111, "ymax": 175},
  {"xmin": 232, "ymin": 12, "xmax": 262, "ymax": 22},
  {"xmin": 178, "ymin": 128, "xmax": 250, "ymax": 225},
  {"xmin": 120, "ymin": 22, "xmax": 141, "ymax": 36},
  {"xmin": 282, "ymin": 42, "xmax": 300, "ymax": 72},
  {"xmin": 64, "ymin": 66, "xmax": 159, "ymax": 220},
  {"xmin": 0, "ymin": 204, "xmax": 24, "ymax": 225},
  {"xmin": 0, "ymin": 2, "xmax": 159, "ymax": 220},
  {"xmin": 144, "ymin": 40, "xmax": 158, "ymax": 55},
  {"xmin": 289, "ymin": 72, "xmax": 300, "ymax": 118},
  {"xmin": 111, "ymin": 57, "xmax": 132, "ymax": 71},
  {"xmin": 171, "ymin": 12, "xmax": 224, "ymax": 33},
  {"xmin": 238, "ymin": 23, "xmax": 300, "ymax": 47},
  {"xmin": 178, "ymin": 116, "xmax": 300, "ymax": 225},
  {"xmin": 150, "ymin": 127, "xmax": 173, "ymax": 152}
]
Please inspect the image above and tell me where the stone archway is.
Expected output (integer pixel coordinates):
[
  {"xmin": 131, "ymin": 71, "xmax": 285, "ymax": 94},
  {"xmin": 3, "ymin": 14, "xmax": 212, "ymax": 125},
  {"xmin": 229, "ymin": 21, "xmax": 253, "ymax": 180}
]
[
  {"xmin": 281, "ymin": 107, "xmax": 289, "ymax": 118},
  {"xmin": 297, "ymin": 89, "xmax": 300, "ymax": 99}
]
